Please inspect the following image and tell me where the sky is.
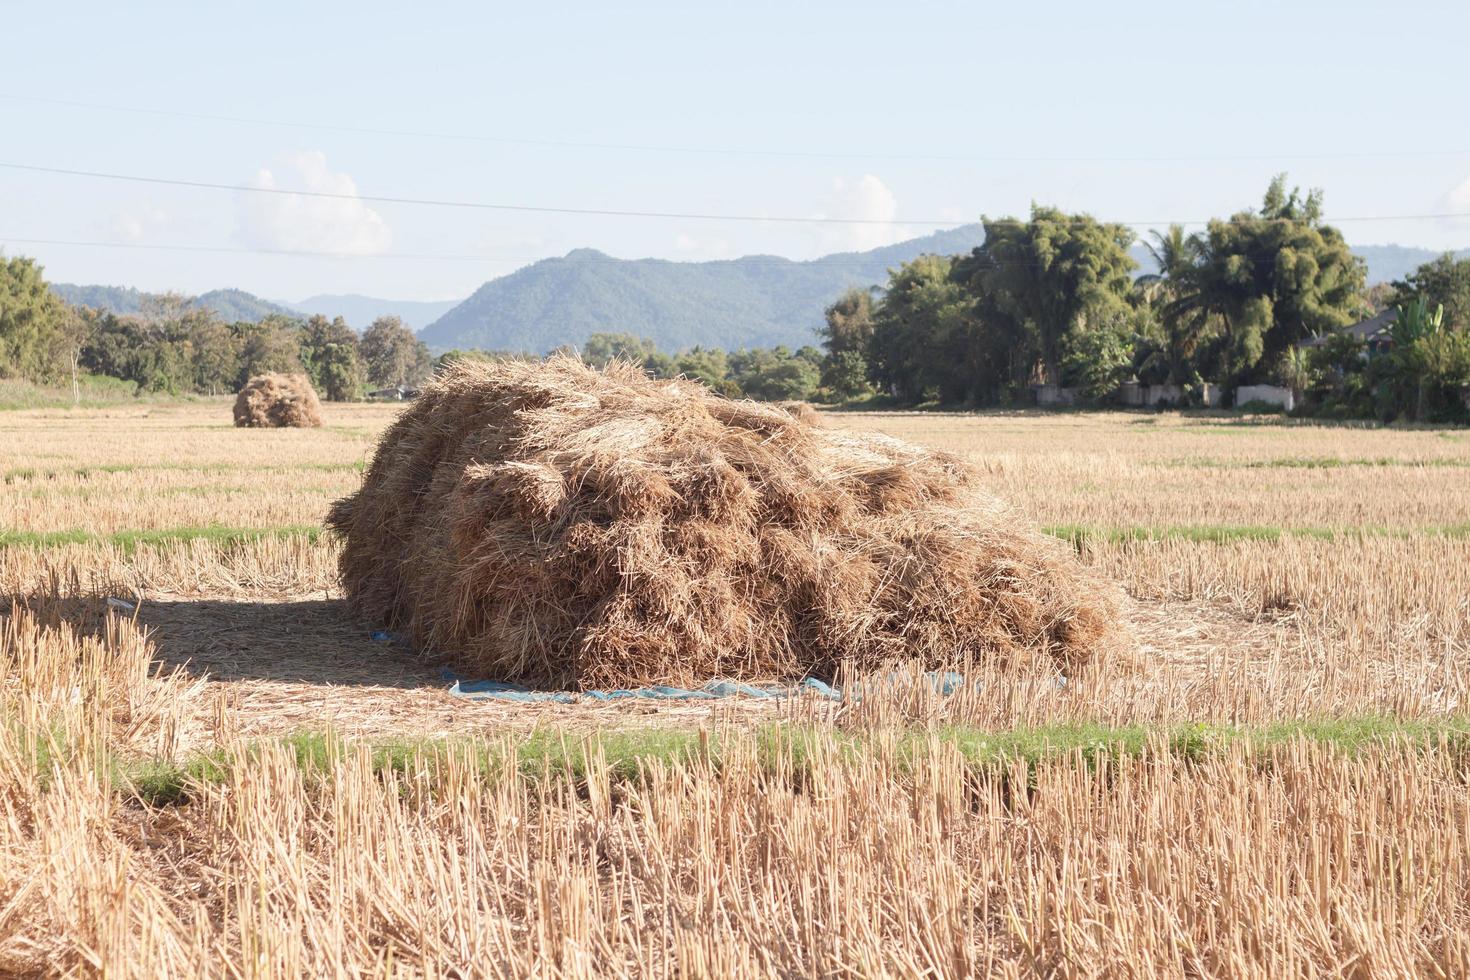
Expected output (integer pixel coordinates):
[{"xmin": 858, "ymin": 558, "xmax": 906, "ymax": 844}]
[{"xmin": 3, "ymin": 0, "xmax": 1470, "ymax": 303}]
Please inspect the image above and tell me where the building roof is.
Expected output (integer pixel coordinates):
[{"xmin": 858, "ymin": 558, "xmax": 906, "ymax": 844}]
[{"xmin": 1299, "ymin": 308, "xmax": 1395, "ymax": 348}]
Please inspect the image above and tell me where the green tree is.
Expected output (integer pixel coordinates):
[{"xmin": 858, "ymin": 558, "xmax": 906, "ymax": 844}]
[
  {"xmin": 53, "ymin": 305, "xmax": 93, "ymax": 403},
  {"xmin": 1272, "ymin": 346, "xmax": 1318, "ymax": 403},
  {"xmin": 234, "ymin": 315, "xmax": 304, "ymax": 387},
  {"xmin": 673, "ymin": 346, "xmax": 734, "ymax": 393},
  {"xmin": 821, "ymin": 349, "xmax": 870, "ymax": 400},
  {"xmin": 0, "ymin": 255, "xmax": 69, "ymax": 381},
  {"xmin": 1382, "ymin": 296, "xmax": 1470, "ymax": 421},
  {"xmin": 580, "ymin": 332, "xmax": 675, "ymax": 378},
  {"xmin": 1061, "ymin": 314, "xmax": 1136, "ymax": 399},
  {"xmin": 1184, "ymin": 175, "xmax": 1365, "ymax": 384},
  {"xmin": 727, "ymin": 346, "xmax": 820, "ymax": 401},
  {"xmin": 1136, "ymin": 225, "xmax": 1212, "ymax": 384},
  {"xmin": 300, "ymin": 315, "xmax": 364, "ymax": 401},
  {"xmin": 953, "ymin": 206, "xmax": 1136, "ymax": 386},
  {"xmin": 818, "ymin": 288, "xmax": 875, "ymax": 397},
  {"xmin": 865, "ymin": 255, "xmax": 969, "ymax": 403},
  {"xmin": 360, "ymin": 316, "xmax": 431, "ymax": 388},
  {"xmin": 1391, "ymin": 253, "xmax": 1470, "ymax": 330}
]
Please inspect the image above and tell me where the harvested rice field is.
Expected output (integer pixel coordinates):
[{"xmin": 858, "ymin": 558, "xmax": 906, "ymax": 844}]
[{"xmin": 4, "ymin": 396, "xmax": 1470, "ymax": 975}]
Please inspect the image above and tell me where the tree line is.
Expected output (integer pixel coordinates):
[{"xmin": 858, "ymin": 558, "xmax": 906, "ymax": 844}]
[
  {"xmin": 3, "ymin": 174, "xmax": 1468, "ymax": 420},
  {"xmin": 0, "ymin": 261, "xmax": 432, "ymax": 400},
  {"xmin": 820, "ymin": 176, "xmax": 1470, "ymax": 422}
]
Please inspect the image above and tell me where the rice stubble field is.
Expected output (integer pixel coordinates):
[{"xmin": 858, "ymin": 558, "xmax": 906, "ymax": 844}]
[{"xmin": 3, "ymin": 399, "xmax": 1470, "ymax": 975}]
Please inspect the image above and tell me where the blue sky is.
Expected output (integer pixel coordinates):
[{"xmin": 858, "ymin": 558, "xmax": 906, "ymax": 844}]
[{"xmin": 3, "ymin": 0, "xmax": 1469, "ymax": 301}]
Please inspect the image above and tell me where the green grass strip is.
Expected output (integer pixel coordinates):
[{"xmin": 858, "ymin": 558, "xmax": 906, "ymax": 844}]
[
  {"xmin": 1045, "ymin": 523, "xmax": 1470, "ymax": 544},
  {"xmin": 5, "ymin": 521, "xmax": 1467, "ymax": 552},
  {"xmin": 1163, "ymin": 456, "xmax": 1470, "ymax": 470},
  {"xmin": 108, "ymin": 715, "xmax": 1470, "ymax": 807},
  {"xmin": 2, "ymin": 460, "xmax": 364, "ymax": 483},
  {"xmin": 0, "ymin": 525, "xmax": 324, "ymax": 551}
]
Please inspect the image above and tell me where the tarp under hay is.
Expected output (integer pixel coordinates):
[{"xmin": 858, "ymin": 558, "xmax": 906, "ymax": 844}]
[
  {"xmin": 233, "ymin": 373, "xmax": 323, "ymax": 428},
  {"xmin": 440, "ymin": 669, "xmax": 989, "ymax": 703},
  {"xmin": 327, "ymin": 356, "xmax": 1122, "ymax": 689}
]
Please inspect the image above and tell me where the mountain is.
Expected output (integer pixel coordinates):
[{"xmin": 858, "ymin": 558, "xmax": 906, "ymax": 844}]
[
  {"xmin": 279, "ymin": 294, "xmax": 462, "ymax": 331},
  {"xmin": 193, "ymin": 289, "xmax": 295, "ymax": 321},
  {"xmin": 1351, "ymin": 246, "xmax": 1469, "ymax": 286},
  {"xmin": 420, "ymin": 225, "xmax": 990, "ymax": 354},
  {"xmin": 50, "ymin": 283, "xmax": 294, "ymax": 321},
  {"xmin": 49, "ymin": 283, "xmax": 154, "ymax": 315}
]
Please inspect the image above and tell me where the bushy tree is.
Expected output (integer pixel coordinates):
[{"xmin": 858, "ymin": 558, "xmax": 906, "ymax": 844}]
[
  {"xmin": 821, "ymin": 349, "xmax": 870, "ymax": 400},
  {"xmin": 0, "ymin": 255, "xmax": 69, "ymax": 381},
  {"xmin": 300, "ymin": 315, "xmax": 363, "ymax": 401},
  {"xmin": 360, "ymin": 316, "xmax": 431, "ymax": 388},
  {"xmin": 674, "ymin": 346, "xmax": 738, "ymax": 394},
  {"xmin": 727, "ymin": 346, "xmax": 819, "ymax": 401},
  {"xmin": 819, "ymin": 288, "xmax": 875, "ymax": 397},
  {"xmin": 865, "ymin": 255, "xmax": 969, "ymax": 402},
  {"xmin": 1385, "ymin": 297, "xmax": 1470, "ymax": 421},
  {"xmin": 953, "ymin": 206, "xmax": 1136, "ymax": 386},
  {"xmin": 234, "ymin": 315, "xmax": 304, "ymax": 387},
  {"xmin": 580, "ymin": 332, "xmax": 675, "ymax": 378},
  {"xmin": 187, "ymin": 316, "xmax": 240, "ymax": 395},
  {"xmin": 1061, "ymin": 314, "xmax": 1136, "ymax": 399},
  {"xmin": 1392, "ymin": 253, "xmax": 1470, "ymax": 330},
  {"xmin": 1184, "ymin": 175, "xmax": 1364, "ymax": 383}
]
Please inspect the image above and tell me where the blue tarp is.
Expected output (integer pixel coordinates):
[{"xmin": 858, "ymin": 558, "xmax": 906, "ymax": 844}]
[
  {"xmin": 439, "ymin": 668, "xmax": 995, "ymax": 703},
  {"xmin": 368, "ymin": 630, "xmax": 1054, "ymax": 704}
]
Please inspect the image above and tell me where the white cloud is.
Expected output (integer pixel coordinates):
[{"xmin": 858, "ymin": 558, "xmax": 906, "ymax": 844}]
[
  {"xmin": 814, "ymin": 174, "xmax": 901, "ymax": 253},
  {"xmin": 235, "ymin": 151, "xmax": 391, "ymax": 255},
  {"xmin": 107, "ymin": 203, "xmax": 171, "ymax": 242},
  {"xmin": 1447, "ymin": 175, "xmax": 1470, "ymax": 211}
]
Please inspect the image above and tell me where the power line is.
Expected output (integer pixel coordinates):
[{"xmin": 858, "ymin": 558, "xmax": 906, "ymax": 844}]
[
  {"xmin": 4, "ymin": 92, "xmax": 1467, "ymax": 164},
  {"xmin": 0, "ymin": 236, "xmax": 521, "ymax": 262},
  {"xmin": 0, "ymin": 232, "xmax": 1368, "ymax": 276},
  {"xmin": 0, "ymin": 235, "xmax": 972, "ymax": 265},
  {"xmin": 4, "ymin": 160, "xmax": 1470, "ymax": 228},
  {"xmin": 0, "ymin": 161, "xmax": 962, "ymax": 226}
]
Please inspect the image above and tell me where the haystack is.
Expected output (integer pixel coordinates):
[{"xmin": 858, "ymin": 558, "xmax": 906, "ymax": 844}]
[
  {"xmin": 327, "ymin": 356, "xmax": 1121, "ymax": 689},
  {"xmin": 776, "ymin": 400, "xmax": 822, "ymax": 425},
  {"xmin": 233, "ymin": 373, "xmax": 324, "ymax": 428}
]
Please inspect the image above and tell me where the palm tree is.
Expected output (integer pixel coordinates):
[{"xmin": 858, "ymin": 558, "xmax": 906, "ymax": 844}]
[{"xmin": 1136, "ymin": 226, "xmax": 1212, "ymax": 385}]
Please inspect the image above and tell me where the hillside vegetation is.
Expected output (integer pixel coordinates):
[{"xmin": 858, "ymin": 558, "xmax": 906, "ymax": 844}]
[
  {"xmin": 420, "ymin": 226, "xmax": 988, "ymax": 353},
  {"xmin": 50, "ymin": 283, "xmax": 294, "ymax": 321}
]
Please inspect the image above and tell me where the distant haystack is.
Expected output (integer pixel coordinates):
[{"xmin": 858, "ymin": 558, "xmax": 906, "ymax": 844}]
[
  {"xmin": 776, "ymin": 400, "xmax": 822, "ymax": 425},
  {"xmin": 233, "ymin": 374, "xmax": 323, "ymax": 428},
  {"xmin": 327, "ymin": 356, "xmax": 1121, "ymax": 689}
]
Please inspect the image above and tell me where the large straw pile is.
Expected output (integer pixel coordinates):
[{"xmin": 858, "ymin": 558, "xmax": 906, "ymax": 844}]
[
  {"xmin": 233, "ymin": 373, "xmax": 324, "ymax": 428},
  {"xmin": 328, "ymin": 356, "xmax": 1121, "ymax": 689}
]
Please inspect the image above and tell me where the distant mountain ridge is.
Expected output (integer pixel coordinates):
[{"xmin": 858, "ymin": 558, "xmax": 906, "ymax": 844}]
[
  {"xmin": 50, "ymin": 235, "xmax": 1468, "ymax": 350},
  {"xmin": 48, "ymin": 284, "xmax": 461, "ymax": 329},
  {"xmin": 50, "ymin": 283, "xmax": 295, "ymax": 322},
  {"xmin": 424, "ymin": 230, "xmax": 1465, "ymax": 355},
  {"xmin": 420, "ymin": 225, "xmax": 991, "ymax": 354}
]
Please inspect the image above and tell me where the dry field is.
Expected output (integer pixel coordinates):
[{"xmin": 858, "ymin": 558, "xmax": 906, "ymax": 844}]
[{"xmin": 3, "ymin": 399, "xmax": 1470, "ymax": 975}]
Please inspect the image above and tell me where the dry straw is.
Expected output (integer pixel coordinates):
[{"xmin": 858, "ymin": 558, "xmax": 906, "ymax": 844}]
[
  {"xmin": 328, "ymin": 356, "xmax": 1122, "ymax": 688},
  {"xmin": 232, "ymin": 373, "xmax": 324, "ymax": 428}
]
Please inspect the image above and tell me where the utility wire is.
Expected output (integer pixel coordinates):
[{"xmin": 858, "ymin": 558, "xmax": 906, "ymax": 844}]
[
  {"xmin": 3, "ymin": 92, "xmax": 1467, "ymax": 163},
  {"xmin": 0, "ymin": 233, "xmax": 1372, "ymax": 275},
  {"xmin": 0, "ymin": 236, "xmax": 519, "ymax": 262},
  {"xmin": 0, "ymin": 162, "xmax": 960, "ymax": 226},
  {"xmin": 4, "ymin": 160, "xmax": 1470, "ymax": 228}
]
